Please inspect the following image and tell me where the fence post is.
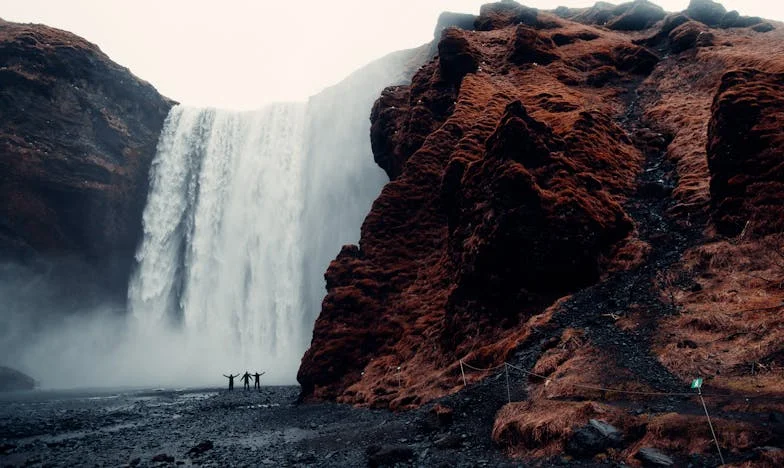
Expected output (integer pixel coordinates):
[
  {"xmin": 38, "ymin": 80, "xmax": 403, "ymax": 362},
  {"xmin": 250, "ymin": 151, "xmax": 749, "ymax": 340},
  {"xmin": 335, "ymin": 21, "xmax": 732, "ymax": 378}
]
[{"xmin": 698, "ymin": 387, "xmax": 725, "ymax": 466}]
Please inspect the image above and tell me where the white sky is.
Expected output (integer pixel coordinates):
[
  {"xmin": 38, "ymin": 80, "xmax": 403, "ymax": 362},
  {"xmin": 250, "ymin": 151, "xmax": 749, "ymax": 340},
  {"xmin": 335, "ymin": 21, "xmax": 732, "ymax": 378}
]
[{"xmin": 1, "ymin": 0, "xmax": 781, "ymax": 109}]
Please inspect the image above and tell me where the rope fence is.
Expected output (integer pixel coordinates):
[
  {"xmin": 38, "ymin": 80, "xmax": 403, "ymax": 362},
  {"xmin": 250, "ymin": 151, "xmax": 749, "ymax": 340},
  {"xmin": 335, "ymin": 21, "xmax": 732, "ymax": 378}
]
[
  {"xmin": 458, "ymin": 358, "xmax": 739, "ymax": 465},
  {"xmin": 459, "ymin": 359, "xmax": 779, "ymax": 400}
]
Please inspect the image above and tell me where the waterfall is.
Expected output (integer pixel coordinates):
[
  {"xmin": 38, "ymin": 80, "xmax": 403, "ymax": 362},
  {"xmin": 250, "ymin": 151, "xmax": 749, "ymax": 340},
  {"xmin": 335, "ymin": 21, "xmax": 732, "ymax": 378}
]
[
  {"xmin": 127, "ymin": 47, "xmax": 428, "ymax": 386},
  {"xmin": 128, "ymin": 104, "xmax": 308, "ymax": 383}
]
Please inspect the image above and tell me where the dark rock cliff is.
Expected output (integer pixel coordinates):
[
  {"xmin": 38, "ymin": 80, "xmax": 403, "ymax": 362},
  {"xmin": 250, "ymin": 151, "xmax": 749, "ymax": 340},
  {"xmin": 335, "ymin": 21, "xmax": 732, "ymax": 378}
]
[{"xmin": 0, "ymin": 18, "xmax": 173, "ymax": 294}]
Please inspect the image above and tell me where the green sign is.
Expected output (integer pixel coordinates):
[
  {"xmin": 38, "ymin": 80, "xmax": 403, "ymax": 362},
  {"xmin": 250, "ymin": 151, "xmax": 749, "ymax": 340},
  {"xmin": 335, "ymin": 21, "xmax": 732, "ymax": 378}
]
[{"xmin": 691, "ymin": 378, "xmax": 703, "ymax": 389}]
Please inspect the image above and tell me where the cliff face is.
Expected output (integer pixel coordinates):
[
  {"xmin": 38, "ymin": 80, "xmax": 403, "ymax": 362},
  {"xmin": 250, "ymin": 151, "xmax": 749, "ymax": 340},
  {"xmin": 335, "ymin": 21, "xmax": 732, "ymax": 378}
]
[
  {"xmin": 300, "ymin": 0, "xmax": 784, "ymax": 464},
  {"xmin": 0, "ymin": 19, "xmax": 172, "ymax": 291}
]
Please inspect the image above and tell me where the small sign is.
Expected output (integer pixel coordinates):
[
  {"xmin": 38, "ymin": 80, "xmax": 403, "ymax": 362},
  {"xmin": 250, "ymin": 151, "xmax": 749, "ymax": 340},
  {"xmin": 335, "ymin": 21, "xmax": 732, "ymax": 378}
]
[{"xmin": 691, "ymin": 378, "xmax": 703, "ymax": 389}]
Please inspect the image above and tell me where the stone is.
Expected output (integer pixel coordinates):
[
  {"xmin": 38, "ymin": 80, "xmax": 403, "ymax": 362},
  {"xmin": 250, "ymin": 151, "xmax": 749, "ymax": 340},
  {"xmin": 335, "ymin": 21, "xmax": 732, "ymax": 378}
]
[
  {"xmin": 636, "ymin": 447, "xmax": 674, "ymax": 466},
  {"xmin": 566, "ymin": 419, "xmax": 623, "ymax": 458}
]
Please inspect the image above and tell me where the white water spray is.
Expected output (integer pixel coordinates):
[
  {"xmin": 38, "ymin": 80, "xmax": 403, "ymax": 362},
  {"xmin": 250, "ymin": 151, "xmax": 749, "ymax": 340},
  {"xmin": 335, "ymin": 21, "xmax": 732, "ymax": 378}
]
[{"xmin": 128, "ymin": 104, "xmax": 307, "ymax": 383}]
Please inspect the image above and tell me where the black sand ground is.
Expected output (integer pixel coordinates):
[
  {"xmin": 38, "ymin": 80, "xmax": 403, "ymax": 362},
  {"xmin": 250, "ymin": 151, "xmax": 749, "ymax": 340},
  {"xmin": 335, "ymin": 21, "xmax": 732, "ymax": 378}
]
[{"xmin": 0, "ymin": 384, "xmax": 527, "ymax": 467}]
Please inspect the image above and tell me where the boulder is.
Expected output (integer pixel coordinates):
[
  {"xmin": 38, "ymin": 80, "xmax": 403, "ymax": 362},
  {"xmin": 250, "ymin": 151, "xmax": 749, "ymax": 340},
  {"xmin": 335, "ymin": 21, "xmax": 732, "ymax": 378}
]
[{"xmin": 566, "ymin": 419, "xmax": 623, "ymax": 457}]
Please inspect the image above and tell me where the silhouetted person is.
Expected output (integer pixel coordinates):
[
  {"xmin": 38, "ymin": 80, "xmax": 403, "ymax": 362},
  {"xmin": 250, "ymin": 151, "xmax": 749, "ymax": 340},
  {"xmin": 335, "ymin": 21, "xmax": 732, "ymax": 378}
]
[
  {"xmin": 241, "ymin": 371, "xmax": 251, "ymax": 391},
  {"xmin": 223, "ymin": 373, "xmax": 239, "ymax": 391},
  {"xmin": 253, "ymin": 371, "xmax": 265, "ymax": 391}
]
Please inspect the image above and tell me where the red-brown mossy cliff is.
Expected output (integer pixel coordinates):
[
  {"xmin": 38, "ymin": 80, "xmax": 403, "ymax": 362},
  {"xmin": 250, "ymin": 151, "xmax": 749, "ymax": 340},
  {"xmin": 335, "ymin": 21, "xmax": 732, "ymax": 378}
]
[
  {"xmin": 300, "ymin": 0, "xmax": 784, "ymax": 462},
  {"xmin": 0, "ymin": 19, "xmax": 172, "ymax": 283},
  {"xmin": 707, "ymin": 69, "xmax": 784, "ymax": 236},
  {"xmin": 299, "ymin": 1, "xmax": 647, "ymax": 407}
]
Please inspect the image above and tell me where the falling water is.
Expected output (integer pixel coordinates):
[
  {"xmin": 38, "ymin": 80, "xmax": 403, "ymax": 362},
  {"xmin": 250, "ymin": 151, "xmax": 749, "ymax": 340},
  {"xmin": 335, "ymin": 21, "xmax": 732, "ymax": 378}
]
[
  {"xmin": 128, "ymin": 104, "xmax": 307, "ymax": 383},
  {"xmin": 124, "ymin": 47, "xmax": 428, "ymax": 387}
]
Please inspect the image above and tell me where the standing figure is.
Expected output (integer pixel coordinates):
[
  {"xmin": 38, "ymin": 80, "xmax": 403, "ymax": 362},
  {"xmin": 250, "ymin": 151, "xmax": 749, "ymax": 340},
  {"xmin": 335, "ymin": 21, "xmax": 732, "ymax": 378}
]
[
  {"xmin": 223, "ymin": 373, "xmax": 239, "ymax": 391},
  {"xmin": 253, "ymin": 371, "xmax": 266, "ymax": 391},
  {"xmin": 241, "ymin": 371, "xmax": 251, "ymax": 391}
]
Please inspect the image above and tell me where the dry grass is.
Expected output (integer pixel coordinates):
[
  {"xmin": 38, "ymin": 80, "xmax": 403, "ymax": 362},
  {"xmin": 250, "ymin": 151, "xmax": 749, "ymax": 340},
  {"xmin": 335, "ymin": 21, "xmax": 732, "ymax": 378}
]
[
  {"xmin": 656, "ymin": 235, "xmax": 784, "ymax": 396},
  {"xmin": 492, "ymin": 400, "xmax": 625, "ymax": 458}
]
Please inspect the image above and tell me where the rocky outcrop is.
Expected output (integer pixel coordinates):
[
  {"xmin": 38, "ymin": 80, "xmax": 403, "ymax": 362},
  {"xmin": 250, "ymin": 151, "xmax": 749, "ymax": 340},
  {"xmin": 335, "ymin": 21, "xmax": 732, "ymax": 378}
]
[
  {"xmin": 668, "ymin": 21, "xmax": 715, "ymax": 53},
  {"xmin": 0, "ymin": 19, "xmax": 172, "ymax": 291},
  {"xmin": 685, "ymin": 0, "xmax": 726, "ymax": 26},
  {"xmin": 300, "ymin": 3, "xmax": 647, "ymax": 405},
  {"xmin": 707, "ymin": 69, "xmax": 784, "ymax": 236},
  {"xmin": 0, "ymin": 366, "xmax": 35, "ymax": 391},
  {"xmin": 555, "ymin": 0, "xmax": 665, "ymax": 30}
]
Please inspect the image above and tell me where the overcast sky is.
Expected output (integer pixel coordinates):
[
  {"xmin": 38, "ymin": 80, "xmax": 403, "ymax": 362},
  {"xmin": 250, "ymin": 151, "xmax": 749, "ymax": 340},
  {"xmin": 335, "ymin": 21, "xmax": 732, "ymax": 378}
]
[{"xmin": 1, "ymin": 0, "xmax": 781, "ymax": 109}]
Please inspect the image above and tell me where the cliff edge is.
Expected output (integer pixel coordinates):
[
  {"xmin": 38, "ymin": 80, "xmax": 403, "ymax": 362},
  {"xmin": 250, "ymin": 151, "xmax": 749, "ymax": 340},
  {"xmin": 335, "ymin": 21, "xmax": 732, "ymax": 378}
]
[{"xmin": 0, "ymin": 18, "xmax": 173, "ymax": 293}]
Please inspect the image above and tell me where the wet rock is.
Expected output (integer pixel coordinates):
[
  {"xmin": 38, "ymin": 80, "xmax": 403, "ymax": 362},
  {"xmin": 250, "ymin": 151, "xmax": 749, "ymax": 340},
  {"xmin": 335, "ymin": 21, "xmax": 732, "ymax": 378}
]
[
  {"xmin": 366, "ymin": 444, "xmax": 415, "ymax": 467},
  {"xmin": 187, "ymin": 440, "xmax": 213, "ymax": 456},
  {"xmin": 686, "ymin": 0, "xmax": 726, "ymax": 26},
  {"xmin": 151, "ymin": 453, "xmax": 175, "ymax": 463},
  {"xmin": 128, "ymin": 458, "xmax": 141, "ymax": 467},
  {"xmin": 636, "ymin": 447, "xmax": 674, "ymax": 466},
  {"xmin": 566, "ymin": 419, "xmax": 623, "ymax": 458}
]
